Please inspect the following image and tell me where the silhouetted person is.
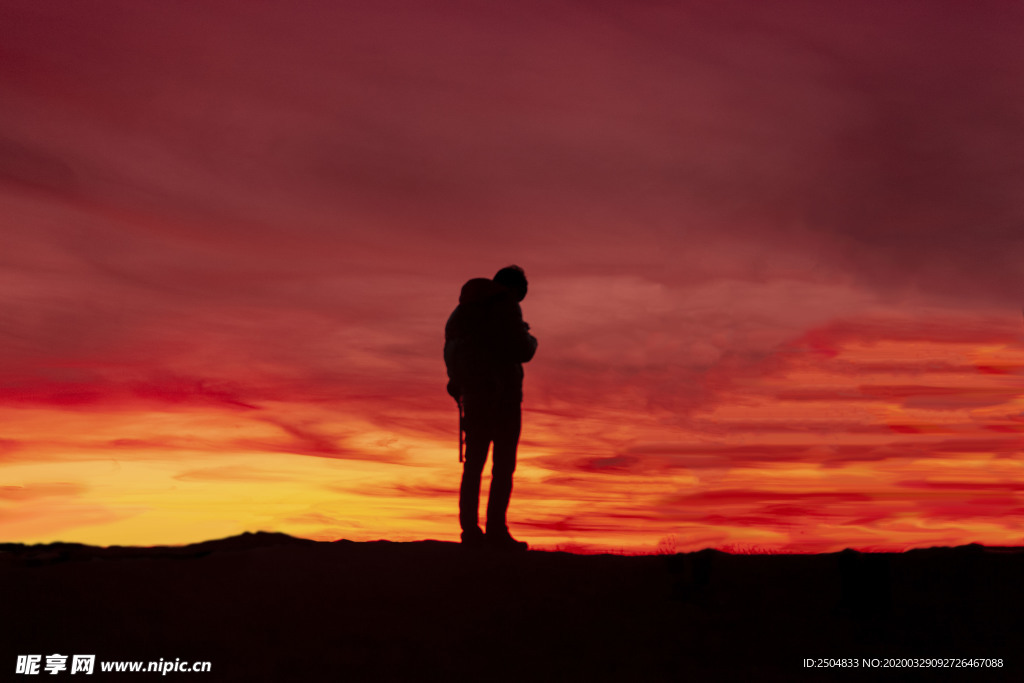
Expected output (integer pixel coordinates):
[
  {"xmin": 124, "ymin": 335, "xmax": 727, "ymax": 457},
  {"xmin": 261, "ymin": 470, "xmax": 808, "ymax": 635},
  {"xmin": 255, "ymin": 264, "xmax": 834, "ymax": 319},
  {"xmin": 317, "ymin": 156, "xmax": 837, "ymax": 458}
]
[{"xmin": 444, "ymin": 265, "xmax": 537, "ymax": 549}]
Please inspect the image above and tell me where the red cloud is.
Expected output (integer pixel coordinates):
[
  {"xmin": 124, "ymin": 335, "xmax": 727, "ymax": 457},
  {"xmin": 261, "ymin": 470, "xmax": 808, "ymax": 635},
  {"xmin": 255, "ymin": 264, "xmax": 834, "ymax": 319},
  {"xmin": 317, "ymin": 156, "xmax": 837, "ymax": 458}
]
[
  {"xmin": 666, "ymin": 489, "xmax": 871, "ymax": 506},
  {"xmin": 896, "ymin": 480, "xmax": 1024, "ymax": 492},
  {"xmin": 0, "ymin": 374, "xmax": 263, "ymax": 411},
  {"xmin": 0, "ymin": 482, "xmax": 86, "ymax": 500}
]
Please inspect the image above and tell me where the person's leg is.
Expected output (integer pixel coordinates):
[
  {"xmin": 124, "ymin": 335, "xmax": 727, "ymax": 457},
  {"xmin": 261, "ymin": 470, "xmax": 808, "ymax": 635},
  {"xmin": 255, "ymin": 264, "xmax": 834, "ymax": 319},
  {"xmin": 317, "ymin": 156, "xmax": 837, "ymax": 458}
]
[
  {"xmin": 485, "ymin": 400, "xmax": 521, "ymax": 537},
  {"xmin": 459, "ymin": 399, "xmax": 492, "ymax": 538}
]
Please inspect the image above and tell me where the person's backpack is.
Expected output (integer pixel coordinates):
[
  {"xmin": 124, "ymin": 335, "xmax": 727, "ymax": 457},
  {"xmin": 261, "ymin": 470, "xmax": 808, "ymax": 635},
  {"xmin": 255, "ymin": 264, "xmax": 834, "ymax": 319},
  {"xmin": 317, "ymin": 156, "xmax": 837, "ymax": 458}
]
[{"xmin": 443, "ymin": 278, "xmax": 505, "ymax": 401}]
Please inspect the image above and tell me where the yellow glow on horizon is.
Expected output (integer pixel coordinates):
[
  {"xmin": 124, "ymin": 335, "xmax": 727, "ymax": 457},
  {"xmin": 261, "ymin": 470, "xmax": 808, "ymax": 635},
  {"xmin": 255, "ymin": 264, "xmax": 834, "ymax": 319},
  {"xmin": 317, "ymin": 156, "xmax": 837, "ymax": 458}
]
[{"xmin": 3, "ymin": 335, "xmax": 1024, "ymax": 552}]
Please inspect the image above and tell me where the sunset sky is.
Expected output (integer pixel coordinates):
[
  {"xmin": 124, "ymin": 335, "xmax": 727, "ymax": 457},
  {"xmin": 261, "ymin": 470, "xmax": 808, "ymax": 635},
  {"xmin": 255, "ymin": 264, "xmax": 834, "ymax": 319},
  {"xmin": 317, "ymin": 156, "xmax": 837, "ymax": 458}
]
[{"xmin": 3, "ymin": 0, "xmax": 1024, "ymax": 553}]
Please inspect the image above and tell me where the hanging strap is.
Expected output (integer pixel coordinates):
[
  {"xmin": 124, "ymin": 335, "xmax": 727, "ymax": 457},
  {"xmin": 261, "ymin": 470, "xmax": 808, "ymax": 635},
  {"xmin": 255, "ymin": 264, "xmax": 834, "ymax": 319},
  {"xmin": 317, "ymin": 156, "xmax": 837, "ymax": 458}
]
[{"xmin": 457, "ymin": 397, "xmax": 465, "ymax": 463}]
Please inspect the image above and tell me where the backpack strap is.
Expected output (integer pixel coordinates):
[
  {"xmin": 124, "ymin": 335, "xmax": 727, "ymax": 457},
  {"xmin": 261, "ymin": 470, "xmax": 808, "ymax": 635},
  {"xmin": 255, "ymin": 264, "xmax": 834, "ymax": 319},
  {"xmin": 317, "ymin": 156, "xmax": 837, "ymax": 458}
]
[{"xmin": 457, "ymin": 396, "xmax": 465, "ymax": 463}]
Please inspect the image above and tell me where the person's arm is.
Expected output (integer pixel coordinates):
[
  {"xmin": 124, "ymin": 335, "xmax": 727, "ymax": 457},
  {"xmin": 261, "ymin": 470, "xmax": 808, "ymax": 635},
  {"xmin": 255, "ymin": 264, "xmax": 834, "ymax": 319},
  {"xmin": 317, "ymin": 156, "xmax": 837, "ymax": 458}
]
[
  {"xmin": 519, "ymin": 320, "xmax": 538, "ymax": 363},
  {"xmin": 495, "ymin": 300, "xmax": 537, "ymax": 363}
]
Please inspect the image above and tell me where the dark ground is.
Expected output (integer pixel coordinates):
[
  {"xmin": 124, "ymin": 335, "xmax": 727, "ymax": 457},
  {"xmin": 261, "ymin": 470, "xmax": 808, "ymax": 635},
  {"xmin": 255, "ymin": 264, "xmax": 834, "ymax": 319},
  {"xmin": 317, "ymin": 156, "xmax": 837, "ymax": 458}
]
[{"xmin": 2, "ymin": 532, "xmax": 1021, "ymax": 681}]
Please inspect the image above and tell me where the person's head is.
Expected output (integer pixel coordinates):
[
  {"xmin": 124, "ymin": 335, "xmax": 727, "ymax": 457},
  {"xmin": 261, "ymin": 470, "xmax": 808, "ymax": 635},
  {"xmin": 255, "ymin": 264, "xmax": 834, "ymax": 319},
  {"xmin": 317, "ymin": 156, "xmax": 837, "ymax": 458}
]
[{"xmin": 493, "ymin": 265, "xmax": 528, "ymax": 302}]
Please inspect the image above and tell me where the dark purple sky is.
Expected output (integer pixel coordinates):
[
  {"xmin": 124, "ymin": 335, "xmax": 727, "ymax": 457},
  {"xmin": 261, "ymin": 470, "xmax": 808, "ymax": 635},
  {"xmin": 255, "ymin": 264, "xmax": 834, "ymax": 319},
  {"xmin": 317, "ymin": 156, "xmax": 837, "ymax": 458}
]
[{"xmin": 2, "ymin": 0, "xmax": 1024, "ymax": 550}]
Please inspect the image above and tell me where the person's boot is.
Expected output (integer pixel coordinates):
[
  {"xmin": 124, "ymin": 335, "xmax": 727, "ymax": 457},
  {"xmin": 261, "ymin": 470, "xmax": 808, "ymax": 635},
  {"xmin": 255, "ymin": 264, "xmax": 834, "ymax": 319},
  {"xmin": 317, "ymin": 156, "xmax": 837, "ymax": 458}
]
[
  {"xmin": 460, "ymin": 527, "xmax": 486, "ymax": 547},
  {"xmin": 485, "ymin": 527, "xmax": 528, "ymax": 551}
]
